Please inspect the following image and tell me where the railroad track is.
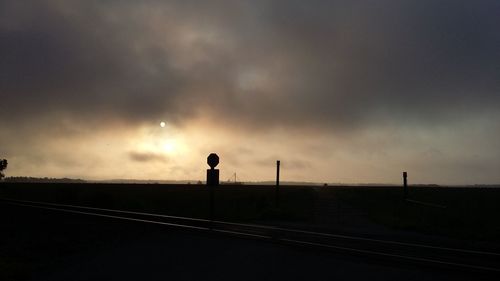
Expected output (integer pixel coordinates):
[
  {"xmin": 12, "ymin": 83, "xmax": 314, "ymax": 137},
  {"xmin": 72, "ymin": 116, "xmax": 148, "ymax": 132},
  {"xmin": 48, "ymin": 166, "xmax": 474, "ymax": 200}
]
[{"xmin": 2, "ymin": 197, "xmax": 499, "ymax": 275}]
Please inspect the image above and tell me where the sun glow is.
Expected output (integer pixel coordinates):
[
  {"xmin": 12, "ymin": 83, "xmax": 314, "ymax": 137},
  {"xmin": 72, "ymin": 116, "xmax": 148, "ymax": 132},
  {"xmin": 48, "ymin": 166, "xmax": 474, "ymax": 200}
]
[
  {"xmin": 162, "ymin": 139, "xmax": 176, "ymax": 153},
  {"xmin": 130, "ymin": 123, "xmax": 189, "ymax": 157},
  {"xmin": 135, "ymin": 137, "xmax": 182, "ymax": 155}
]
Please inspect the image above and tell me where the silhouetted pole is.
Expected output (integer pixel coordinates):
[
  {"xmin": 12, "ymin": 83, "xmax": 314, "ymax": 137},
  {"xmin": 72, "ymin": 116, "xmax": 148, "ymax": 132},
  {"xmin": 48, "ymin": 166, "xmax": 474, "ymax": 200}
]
[
  {"xmin": 403, "ymin": 172, "xmax": 408, "ymax": 199},
  {"xmin": 207, "ymin": 153, "xmax": 220, "ymax": 229},
  {"xmin": 209, "ymin": 183, "xmax": 214, "ymax": 229},
  {"xmin": 276, "ymin": 160, "xmax": 280, "ymax": 208}
]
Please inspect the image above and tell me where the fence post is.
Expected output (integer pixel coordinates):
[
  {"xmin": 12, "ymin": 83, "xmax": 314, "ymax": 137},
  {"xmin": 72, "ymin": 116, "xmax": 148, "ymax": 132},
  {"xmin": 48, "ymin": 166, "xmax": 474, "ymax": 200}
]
[
  {"xmin": 403, "ymin": 171, "xmax": 408, "ymax": 199},
  {"xmin": 276, "ymin": 160, "xmax": 280, "ymax": 208}
]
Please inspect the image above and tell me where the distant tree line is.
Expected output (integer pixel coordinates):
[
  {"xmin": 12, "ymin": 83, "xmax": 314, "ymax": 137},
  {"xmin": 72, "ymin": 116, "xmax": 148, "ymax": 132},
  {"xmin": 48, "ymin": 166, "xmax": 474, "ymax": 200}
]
[
  {"xmin": 0, "ymin": 159, "xmax": 7, "ymax": 179},
  {"xmin": 4, "ymin": 177, "xmax": 86, "ymax": 183}
]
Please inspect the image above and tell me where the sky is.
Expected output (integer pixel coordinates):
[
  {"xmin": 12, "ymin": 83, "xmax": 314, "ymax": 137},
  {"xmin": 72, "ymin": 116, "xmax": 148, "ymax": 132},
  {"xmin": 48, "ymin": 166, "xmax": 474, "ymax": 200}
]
[{"xmin": 1, "ymin": 0, "xmax": 499, "ymax": 184}]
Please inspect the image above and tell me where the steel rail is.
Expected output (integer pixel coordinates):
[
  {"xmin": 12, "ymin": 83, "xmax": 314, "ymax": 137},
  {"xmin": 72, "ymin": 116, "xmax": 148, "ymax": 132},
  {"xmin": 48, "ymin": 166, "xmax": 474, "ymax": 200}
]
[
  {"xmin": 2, "ymin": 197, "xmax": 499, "ymax": 274},
  {"xmin": 2, "ymin": 197, "xmax": 498, "ymax": 257}
]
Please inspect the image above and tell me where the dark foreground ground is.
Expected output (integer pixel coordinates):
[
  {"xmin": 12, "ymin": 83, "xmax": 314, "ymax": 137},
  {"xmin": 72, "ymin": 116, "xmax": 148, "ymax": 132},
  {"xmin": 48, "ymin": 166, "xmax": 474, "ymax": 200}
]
[
  {"xmin": 1, "ymin": 202, "xmax": 496, "ymax": 281},
  {"xmin": 2, "ymin": 183, "xmax": 500, "ymax": 244}
]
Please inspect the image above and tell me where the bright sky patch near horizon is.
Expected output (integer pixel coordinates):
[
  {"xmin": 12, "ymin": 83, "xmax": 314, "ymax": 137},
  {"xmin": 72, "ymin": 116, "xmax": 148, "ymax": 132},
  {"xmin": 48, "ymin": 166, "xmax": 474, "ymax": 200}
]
[{"xmin": 1, "ymin": 1, "xmax": 499, "ymax": 185}]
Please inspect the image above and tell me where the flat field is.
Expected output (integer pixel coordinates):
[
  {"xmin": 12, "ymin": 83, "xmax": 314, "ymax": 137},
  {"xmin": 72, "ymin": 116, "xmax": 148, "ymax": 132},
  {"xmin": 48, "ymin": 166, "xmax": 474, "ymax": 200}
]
[
  {"xmin": 1, "ymin": 183, "xmax": 499, "ymax": 243},
  {"xmin": 1, "ymin": 183, "xmax": 499, "ymax": 280}
]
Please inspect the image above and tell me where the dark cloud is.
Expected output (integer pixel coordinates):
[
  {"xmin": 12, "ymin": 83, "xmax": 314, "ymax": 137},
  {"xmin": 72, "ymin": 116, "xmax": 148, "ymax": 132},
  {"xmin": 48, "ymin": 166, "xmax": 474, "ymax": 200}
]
[
  {"xmin": 1, "ymin": 1, "xmax": 500, "ymax": 183},
  {"xmin": 129, "ymin": 151, "xmax": 168, "ymax": 163},
  {"xmin": 1, "ymin": 0, "xmax": 498, "ymax": 133},
  {"xmin": 0, "ymin": 1, "xmax": 184, "ymax": 126}
]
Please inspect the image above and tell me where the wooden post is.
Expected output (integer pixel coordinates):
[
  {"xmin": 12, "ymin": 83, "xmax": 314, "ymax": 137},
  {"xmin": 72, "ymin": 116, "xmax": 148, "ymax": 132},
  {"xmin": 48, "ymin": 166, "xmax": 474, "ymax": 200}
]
[
  {"xmin": 276, "ymin": 160, "xmax": 280, "ymax": 207},
  {"xmin": 403, "ymin": 171, "xmax": 408, "ymax": 199},
  {"xmin": 276, "ymin": 160, "xmax": 281, "ymax": 186}
]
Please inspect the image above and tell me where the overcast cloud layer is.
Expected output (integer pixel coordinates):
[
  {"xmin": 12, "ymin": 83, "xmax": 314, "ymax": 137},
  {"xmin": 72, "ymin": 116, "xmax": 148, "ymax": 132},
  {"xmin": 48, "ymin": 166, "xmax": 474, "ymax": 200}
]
[{"xmin": 1, "ymin": 0, "xmax": 499, "ymax": 184}]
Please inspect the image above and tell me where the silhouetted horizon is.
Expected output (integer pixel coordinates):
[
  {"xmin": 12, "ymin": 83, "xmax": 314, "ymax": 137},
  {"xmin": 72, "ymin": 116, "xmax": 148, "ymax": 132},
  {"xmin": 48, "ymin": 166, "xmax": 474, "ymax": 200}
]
[{"xmin": 3, "ymin": 175, "xmax": 500, "ymax": 188}]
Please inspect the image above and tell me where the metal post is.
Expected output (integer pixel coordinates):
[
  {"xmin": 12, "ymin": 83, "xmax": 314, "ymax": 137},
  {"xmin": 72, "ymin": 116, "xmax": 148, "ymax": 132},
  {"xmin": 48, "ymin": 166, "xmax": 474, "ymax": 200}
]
[
  {"xmin": 206, "ymin": 153, "xmax": 219, "ymax": 229},
  {"xmin": 209, "ymin": 182, "xmax": 214, "ymax": 229}
]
